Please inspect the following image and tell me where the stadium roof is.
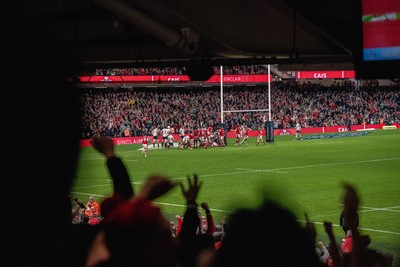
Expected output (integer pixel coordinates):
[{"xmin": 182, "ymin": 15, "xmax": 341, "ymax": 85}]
[{"xmin": 7, "ymin": 0, "xmax": 356, "ymax": 73}]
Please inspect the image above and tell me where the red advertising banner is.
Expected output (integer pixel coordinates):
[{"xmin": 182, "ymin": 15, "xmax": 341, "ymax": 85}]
[
  {"xmin": 156, "ymin": 76, "xmax": 191, "ymax": 82},
  {"xmin": 226, "ymin": 129, "xmax": 266, "ymax": 138},
  {"xmin": 77, "ymin": 76, "xmax": 124, "ymax": 82},
  {"xmin": 120, "ymin": 76, "xmax": 154, "ymax": 82},
  {"xmin": 205, "ymin": 74, "xmax": 272, "ymax": 83},
  {"xmin": 78, "ymin": 76, "xmax": 92, "ymax": 82},
  {"xmin": 80, "ymin": 134, "xmax": 181, "ymax": 147},
  {"xmin": 296, "ymin": 70, "xmax": 356, "ymax": 79},
  {"xmin": 77, "ymin": 74, "xmax": 273, "ymax": 84}
]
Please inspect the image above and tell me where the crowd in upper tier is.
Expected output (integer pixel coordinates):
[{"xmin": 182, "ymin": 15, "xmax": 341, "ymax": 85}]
[
  {"xmin": 80, "ymin": 80, "xmax": 400, "ymax": 139},
  {"xmin": 94, "ymin": 65, "xmax": 269, "ymax": 76}
]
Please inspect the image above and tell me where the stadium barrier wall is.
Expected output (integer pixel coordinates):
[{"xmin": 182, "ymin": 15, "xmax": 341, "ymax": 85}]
[{"xmin": 79, "ymin": 123, "xmax": 400, "ymax": 147}]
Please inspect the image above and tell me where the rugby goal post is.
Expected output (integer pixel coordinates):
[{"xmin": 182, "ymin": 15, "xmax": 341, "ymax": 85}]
[{"xmin": 219, "ymin": 64, "xmax": 274, "ymax": 144}]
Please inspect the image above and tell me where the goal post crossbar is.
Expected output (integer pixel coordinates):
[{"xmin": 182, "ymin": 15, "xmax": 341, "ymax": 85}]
[{"xmin": 223, "ymin": 109, "xmax": 269, "ymax": 113}]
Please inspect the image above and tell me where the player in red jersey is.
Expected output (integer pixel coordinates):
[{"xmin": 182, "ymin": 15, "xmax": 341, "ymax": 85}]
[
  {"xmin": 235, "ymin": 125, "xmax": 242, "ymax": 145},
  {"xmin": 188, "ymin": 130, "xmax": 195, "ymax": 149},
  {"xmin": 198, "ymin": 127, "xmax": 205, "ymax": 148},
  {"xmin": 206, "ymin": 125, "xmax": 213, "ymax": 146},
  {"xmin": 218, "ymin": 126, "xmax": 225, "ymax": 146},
  {"xmin": 256, "ymin": 126, "xmax": 267, "ymax": 146},
  {"xmin": 193, "ymin": 128, "xmax": 200, "ymax": 148}
]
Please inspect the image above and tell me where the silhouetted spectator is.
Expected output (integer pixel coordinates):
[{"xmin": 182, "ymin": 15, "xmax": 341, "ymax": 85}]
[
  {"xmin": 214, "ymin": 199, "xmax": 323, "ymax": 267},
  {"xmin": 1, "ymin": 5, "xmax": 83, "ymax": 266}
]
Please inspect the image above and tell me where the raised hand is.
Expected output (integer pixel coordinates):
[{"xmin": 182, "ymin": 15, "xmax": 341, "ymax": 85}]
[
  {"xmin": 201, "ymin": 202, "xmax": 210, "ymax": 213},
  {"xmin": 91, "ymin": 136, "xmax": 115, "ymax": 159},
  {"xmin": 139, "ymin": 175, "xmax": 176, "ymax": 201},
  {"xmin": 342, "ymin": 183, "xmax": 359, "ymax": 231},
  {"xmin": 179, "ymin": 174, "xmax": 202, "ymax": 204}
]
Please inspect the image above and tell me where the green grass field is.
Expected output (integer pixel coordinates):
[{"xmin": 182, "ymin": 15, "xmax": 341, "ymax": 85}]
[{"xmin": 72, "ymin": 129, "xmax": 400, "ymax": 266}]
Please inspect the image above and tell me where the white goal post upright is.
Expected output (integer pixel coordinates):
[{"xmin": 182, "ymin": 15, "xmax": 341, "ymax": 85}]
[
  {"xmin": 268, "ymin": 64, "xmax": 271, "ymax": 121},
  {"xmin": 220, "ymin": 65, "xmax": 224, "ymax": 123},
  {"xmin": 219, "ymin": 64, "xmax": 274, "ymax": 144},
  {"xmin": 266, "ymin": 64, "xmax": 274, "ymax": 142}
]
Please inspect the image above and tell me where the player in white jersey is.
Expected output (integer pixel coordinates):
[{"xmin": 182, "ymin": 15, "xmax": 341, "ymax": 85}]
[
  {"xmin": 179, "ymin": 135, "xmax": 190, "ymax": 149},
  {"xmin": 293, "ymin": 121, "xmax": 303, "ymax": 140},
  {"xmin": 240, "ymin": 125, "xmax": 249, "ymax": 145},
  {"xmin": 179, "ymin": 126, "xmax": 185, "ymax": 145},
  {"xmin": 151, "ymin": 126, "xmax": 160, "ymax": 148},
  {"xmin": 167, "ymin": 134, "xmax": 174, "ymax": 148},
  {"xmin": 161, "ymin": 126, "xmax": 171, "ymax": 148}
]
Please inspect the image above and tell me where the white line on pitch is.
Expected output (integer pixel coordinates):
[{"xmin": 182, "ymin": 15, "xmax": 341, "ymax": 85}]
[
  {"xmin": 154, "ymin": 201, "xmax": 232, "ymax": 214},
  {"xmin": 358, "ymin": 205, "xmax": 400, "ymax": 213},
  {"xmin": 310, "ymin": 141, "xmax": 345, "ymax": 145},
  {"xmin": 266, "ymin": 157, "xmax": 400, "ymax": 171},
  {"xmin": 170, "ymin": 169, "xmax": 265, "ymax": 181},
  {"xmin": 169, "ymin": 157, "xmax": 400, "ymax": 181},
  {"xmin": 359, "ymin": 205, "xmax": 400, "ymax": 210},
  {"xmin": 297, "ymin": 220, "xmax": 400, "ymax": 236},
  {"xmin": 71, "ymin": 181, "xmax": 144, "ymax": 190},
  {"xmin": 339, "ymin": 204, "xmax": 400, "ymax": 213},
  {"xmin": 236, "ymin": 167, "xmax": 288, "ymax": 173}
]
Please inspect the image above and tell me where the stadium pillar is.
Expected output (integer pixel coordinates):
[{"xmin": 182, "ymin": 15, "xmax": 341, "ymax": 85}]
[{"xmin": 265, "ymin": 121, "xmax": 274, "ymax": 143}]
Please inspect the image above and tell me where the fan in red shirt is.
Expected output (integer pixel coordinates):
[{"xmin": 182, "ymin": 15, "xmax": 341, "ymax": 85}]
[{"xmin": 341, "ymin": 230, "xmax": 353, "ymax": 253}]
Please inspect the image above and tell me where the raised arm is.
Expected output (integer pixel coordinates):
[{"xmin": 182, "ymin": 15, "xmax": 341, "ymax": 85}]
[
  {"xmin": 323, "ymin": 221, "xmax": 343, "ymax": 267},
  {"xmin": 178, "ymin": 174, "xmax": 203, "ymax": 239},
  {"xmin": 91, "ymin": 136, "xmax": 133, "ymax": 200},
  {"xmin": 201, "ymin": 202, "xmax": 216, "ymax": 235}
]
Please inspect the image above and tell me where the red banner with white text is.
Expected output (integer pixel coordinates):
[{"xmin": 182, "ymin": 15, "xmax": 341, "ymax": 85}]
[
  {"xmin": 77, "ymin": 74, "xmax": 273, "ymax": 84},
  {"xmin": 296, "ymin": 70, "xmax": 355, "ymax": 79}
]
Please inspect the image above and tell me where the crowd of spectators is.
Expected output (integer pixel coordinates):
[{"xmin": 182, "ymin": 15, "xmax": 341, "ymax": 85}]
[
  {"xmin": 80, "ymin": 81, "xmax": 400, "ymax": 139},
  {"xmin": 95, "ymin": 67, "xmax": 187, "ymax": 76},
  {"xmin": 94, "ymin": 65, "xmax": 269, "ymax": 76}
]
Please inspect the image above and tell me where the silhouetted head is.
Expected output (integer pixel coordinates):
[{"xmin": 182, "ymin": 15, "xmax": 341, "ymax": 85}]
[{"xmin": 215, "ymin": 199, "xmax": 321, "ymax": 267}]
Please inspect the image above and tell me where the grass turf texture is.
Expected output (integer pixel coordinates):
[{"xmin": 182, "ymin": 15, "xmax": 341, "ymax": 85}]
[{"xmin": 73, "ymin": 129, "xmax": 400, "ymax": 266}]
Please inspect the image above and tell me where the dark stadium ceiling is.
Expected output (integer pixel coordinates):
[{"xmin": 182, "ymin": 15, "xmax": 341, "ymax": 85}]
[{"xmin": 9, "ymin": 0, "xmax": 356, "ymax": 73}]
